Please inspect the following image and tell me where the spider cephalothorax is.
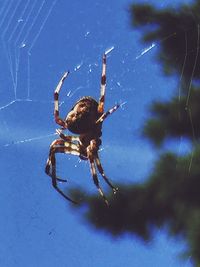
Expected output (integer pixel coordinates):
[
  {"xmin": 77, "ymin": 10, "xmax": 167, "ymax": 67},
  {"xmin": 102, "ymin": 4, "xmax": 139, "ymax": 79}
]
[
  {"xmin": 45, "ymin": 53, "xmax": 119, "ymax": 205},
  {"xmin": 65, "ymin": 97, "xmax": 100, "ymax": 134}
]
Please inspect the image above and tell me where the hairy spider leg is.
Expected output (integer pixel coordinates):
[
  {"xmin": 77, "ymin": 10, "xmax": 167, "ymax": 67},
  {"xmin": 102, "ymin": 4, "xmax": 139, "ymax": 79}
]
[
  {"xmin": 95, "ymin": 154, "xmax": 118, "ymax": 194},
  {"xmin": 50, "ymin": 149, "xmax": 77, "ymax": 204},
  {"xmin": 96, "ymin": 103, "xmax": 120, "ymax": 124},
  {"xmin": 54, "ymin": 72, "xmax": 69, "ymax": 128},
  {"xmin": 45, "ymin": 139, "xmax": 67, "ymax": 182},
  {"xmin": 88, "ymin": 156, "xmax": 109, "ymax": 206},
  {"xmin": 45, "ymin": 139, "xmax": 80, "ymax": 177},
  {"xmin": 98, "ymin": 53, "xmax": 106, "ymax": 114},
  {"xmin": 45, "ymin": 140, "xmax": 80, "ymax": 204},
  {"xmin": 56, "ymin": 129, "xmax": 80, "ymax": 143}
]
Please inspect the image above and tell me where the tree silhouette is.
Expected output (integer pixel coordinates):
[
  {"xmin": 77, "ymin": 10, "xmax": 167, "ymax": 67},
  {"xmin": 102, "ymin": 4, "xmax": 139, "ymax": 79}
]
[
  {"xmin": 131, "ymin": 1, "xmax": 200, "ymax": 88},
  {"xmin": 72, "ymin": 1, "xmax": 200, "ymax": 265},
  {"xmin": 143, "ymin": 87, "xmax": 200, "ymax": 146}
]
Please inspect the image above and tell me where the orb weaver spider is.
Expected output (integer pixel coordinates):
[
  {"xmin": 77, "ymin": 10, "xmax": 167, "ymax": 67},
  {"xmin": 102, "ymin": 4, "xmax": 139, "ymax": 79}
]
[{"xmin": 45, "ymin": 53, "xmax": 119, "ymax": 205}]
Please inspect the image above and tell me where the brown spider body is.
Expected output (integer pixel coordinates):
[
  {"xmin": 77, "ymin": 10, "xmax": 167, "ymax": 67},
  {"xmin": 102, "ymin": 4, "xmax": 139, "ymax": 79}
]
[
  {"xmin": 45, "ymin": 53, "xmax": 119, "ymax": 205},
  {"xmin": 65, "ymin": 97, "xmax": 101, "ymax": 135},
  {"xmin": 66, "ymin": 96, "xmax": 103, "ymax": 160}
]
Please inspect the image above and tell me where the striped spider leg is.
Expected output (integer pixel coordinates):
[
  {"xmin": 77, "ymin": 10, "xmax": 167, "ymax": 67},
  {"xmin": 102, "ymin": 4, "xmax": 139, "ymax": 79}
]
[
  {"xmin": 54, "ymin": 71, "xmax": 69, "ymax": 128},
  {"xmin": 97, "ymin": 53, "xmax": 120, "ymax": 123},
  {"xmin": 87, "ymin": 139, "xmax": 118, "ymax": 206},
  {"xmin": 45, "ymin": 52, "xmax": 120, "ymax": 205},
  {"xmin": 98, "ymin": 53, "xmax": 107, "ymax": 114},
  {"xmin": 45, "ymin": 138, "xmax": 81, "ymax": 204}
]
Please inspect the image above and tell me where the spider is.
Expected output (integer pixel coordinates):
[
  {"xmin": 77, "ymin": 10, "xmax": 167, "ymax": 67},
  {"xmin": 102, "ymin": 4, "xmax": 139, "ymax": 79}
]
[{"xmin": 45, "ymin": 53, "xmax": 119, "ymax": 205}]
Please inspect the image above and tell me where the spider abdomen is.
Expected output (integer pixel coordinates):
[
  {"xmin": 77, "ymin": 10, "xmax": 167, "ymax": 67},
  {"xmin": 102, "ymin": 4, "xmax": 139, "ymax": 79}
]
[
  {"xmin": 65, "ymin": 97, "xmax": 100, "ymax": 134},
  {"xmin": 46, "ymin": 53, "xmax": 119, "ymax": 205}
]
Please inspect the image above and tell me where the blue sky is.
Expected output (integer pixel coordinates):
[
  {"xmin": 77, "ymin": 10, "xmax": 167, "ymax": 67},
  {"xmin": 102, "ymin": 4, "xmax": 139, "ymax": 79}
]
[{"xmin": 0, "ymin": 0, "xmax": 195, "ymax": 266}]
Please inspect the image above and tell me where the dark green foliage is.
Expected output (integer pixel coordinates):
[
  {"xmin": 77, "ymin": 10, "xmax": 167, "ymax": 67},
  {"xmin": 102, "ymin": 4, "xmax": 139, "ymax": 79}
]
[
  {"xmin": 131, "ymin": 2, "xmax": 200, "ymax": 85},
  {"xmin": 74, "ymin": 148, "xmax": 200, "ymax": 263},
  {"xmin": 143, "ymin": 87, "xmax": 200, "ymax": 146},
  {"xmin": 72, "ymin": 1, "xmax": 200, "ymax": 265}
]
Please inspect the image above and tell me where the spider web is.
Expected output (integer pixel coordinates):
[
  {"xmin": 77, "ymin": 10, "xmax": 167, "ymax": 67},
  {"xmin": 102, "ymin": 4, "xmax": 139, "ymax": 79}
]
[
  {"xmin": 0, "ymin": 0, "xmax": 116, "ymax": 148},
  {"xmin": 181, "ymin": 25, "xmax": 200, "ymax": 172},
  {"xmin": 0, "ymin": 0, "xmax": 197, "ymax": 186},
  {"xmin": 0, "ymin": 1, "xmax": 197, "ymax": 266},
  {"xmin": 0, "ymin": 0, "xmax": 53, "ymax": 104},
  {"xmin": 0, "ymin": 0, "xmax": 58, "ymax": 146},
  {"xmin": 0, "ymin": 0, "xmax": 197, "ymax": 189},
  {"xmin": 0, "ymin": 0, "xmax": 123, "ymax": 192}
]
